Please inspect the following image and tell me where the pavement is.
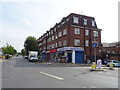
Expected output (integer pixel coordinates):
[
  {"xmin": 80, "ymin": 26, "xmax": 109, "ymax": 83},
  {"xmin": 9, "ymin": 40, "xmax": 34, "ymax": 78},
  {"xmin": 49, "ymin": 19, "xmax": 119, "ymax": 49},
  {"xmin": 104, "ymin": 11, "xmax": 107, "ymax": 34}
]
[{"xmin": 2, "ymin": 56, "xmax": 119, "ymax": 88}]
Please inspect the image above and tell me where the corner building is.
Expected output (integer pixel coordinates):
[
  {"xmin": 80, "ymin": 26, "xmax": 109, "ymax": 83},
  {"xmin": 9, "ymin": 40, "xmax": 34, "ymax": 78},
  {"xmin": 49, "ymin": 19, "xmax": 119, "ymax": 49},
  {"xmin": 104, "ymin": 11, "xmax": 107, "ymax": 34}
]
[{"xmin": 38, "ymin": 13, "xmax": 102, "ymax": 63}]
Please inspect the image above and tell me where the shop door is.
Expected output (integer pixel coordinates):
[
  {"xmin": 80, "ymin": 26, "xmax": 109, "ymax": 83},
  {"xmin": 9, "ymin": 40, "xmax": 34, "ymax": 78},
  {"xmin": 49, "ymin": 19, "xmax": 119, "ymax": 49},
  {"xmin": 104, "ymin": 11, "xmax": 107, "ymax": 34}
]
[
  {"xmin": 68, "ymin": 53, "xmax": 72, "ymax": 63},
  {"xmin": 75, "ymin": 51, "xmax": 84, "ymax": 63}
]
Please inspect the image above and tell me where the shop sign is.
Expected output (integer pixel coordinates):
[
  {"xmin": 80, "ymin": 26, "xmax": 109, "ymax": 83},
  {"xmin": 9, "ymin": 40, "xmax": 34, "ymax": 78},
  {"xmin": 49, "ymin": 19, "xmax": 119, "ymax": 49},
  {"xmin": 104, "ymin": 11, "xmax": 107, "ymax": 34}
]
[
  {"xmin": 58, "ymin": 47, "xmax": 84, "ymax": 51},
  {"xmin": 50, "ymin": 49, "xmax": 57, "ymax": 53}
]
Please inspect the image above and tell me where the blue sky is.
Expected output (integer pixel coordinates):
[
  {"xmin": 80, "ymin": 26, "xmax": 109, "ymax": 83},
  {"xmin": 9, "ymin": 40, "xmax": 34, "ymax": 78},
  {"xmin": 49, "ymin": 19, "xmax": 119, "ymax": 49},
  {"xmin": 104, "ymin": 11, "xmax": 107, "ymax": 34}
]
[{"xmin": 0, "ymin": 0, "xmax": 119, "ymax": 52}]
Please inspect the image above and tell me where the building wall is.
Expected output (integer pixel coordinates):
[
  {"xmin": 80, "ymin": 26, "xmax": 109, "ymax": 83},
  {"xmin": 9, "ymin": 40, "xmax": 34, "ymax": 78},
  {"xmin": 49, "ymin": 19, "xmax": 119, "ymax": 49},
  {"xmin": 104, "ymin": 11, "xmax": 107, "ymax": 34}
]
[
  {"xmin": 101, "ymin": 42, "xmax": 120, "ymax": 60},
  {"xmin": 38, "ymin": 13, "xmax": 102, "ymax": 62}
]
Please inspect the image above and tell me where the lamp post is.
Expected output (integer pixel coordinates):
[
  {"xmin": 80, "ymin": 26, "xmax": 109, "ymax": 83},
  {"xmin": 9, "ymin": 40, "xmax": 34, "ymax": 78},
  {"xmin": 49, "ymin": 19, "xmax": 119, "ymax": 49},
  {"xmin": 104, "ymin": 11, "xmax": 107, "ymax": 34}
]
[
  {"xmin": 106, "ymin": 54, "xmax": 108, "ymax": 59},
  {"xmin": 93, "ymin": 31, "xmax": 97, "ymax": 63}
]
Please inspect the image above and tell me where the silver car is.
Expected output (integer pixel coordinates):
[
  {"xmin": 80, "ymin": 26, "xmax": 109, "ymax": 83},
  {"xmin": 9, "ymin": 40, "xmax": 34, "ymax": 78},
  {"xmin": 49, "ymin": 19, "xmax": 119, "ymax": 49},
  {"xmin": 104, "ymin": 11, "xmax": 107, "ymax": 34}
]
[{"xmin": 107, "ymin": 60, "xmax": 120, "ymax": 67}]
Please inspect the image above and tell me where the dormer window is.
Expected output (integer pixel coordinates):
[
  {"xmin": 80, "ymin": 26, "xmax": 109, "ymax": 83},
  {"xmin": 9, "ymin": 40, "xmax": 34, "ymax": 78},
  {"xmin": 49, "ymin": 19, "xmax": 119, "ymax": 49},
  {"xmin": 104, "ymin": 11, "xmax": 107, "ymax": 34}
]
[
  {"xmin": 51, "ymin": 30, "xmax": 53, "ymax": 35},
  {"xmin": 84, "ymin": 19, "xmax": 87, "ymax": 25},
  {"xmin": 73, "ymin": 17, "xmax": 79, "ymax": 23},
  {"xmin": 61, "ymin": 21, "xmax": 65, "ymax": 25},
  {"xmin": 92, "ymin": 20, "xmax": 95, "ymax": 26},
  {"xmin": 66, "ymin": 18, "xmax": 69, "ymax": 22},
  {"xmin": 49, "ymin": 31, "xmax": 51, "ymax": 36},
  {"xmin": 54, "ymin": 27, "xmax": 56, "ymax": 32}
]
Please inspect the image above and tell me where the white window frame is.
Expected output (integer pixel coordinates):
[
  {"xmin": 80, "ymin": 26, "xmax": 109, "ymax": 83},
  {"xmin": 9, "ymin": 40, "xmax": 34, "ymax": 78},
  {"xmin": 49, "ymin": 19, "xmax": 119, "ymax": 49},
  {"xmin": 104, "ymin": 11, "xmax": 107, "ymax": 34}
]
[
  {"xmin": 49, "ymin": 31, "xmax": 51, "ymax": 36},
  {"xmin": 107, "ymin": 51, "xmax": 110, "ymax": 53},
  {"xmin": 73, "ymin": 17, "xmax": 79, "ymax": 23},
  {"xmin": 52, "ymin": 36, "xmax": 54, "ymax": 41},
  {"xmin": 63, "ymin": 29, "xmax": 67, "ymax": 35},
  {"xmin": 61, "ymin": 21, "xmax": 65, "ymax": 25},
  {"xmin": 74, "ymin": 39, "xmax": 80, "ymax": 46},
  {"xmin": 51, "ymin": 30, "xmax": 53, "ymax": 35},
  {"xmin": 52, "ymin": 44, "xmax": 55, "ymax": 49},
  {"xmin": 49, "ymin": 37, "xmax": 51, "ymax": 42},
  {"xmin": 92, "ymin": 20, "xmax": 95, "ymax": 26},
  {"xmin": 112, "ymin": 51, "xmax": 115, "ymax": 54},
  {"xmin": 93, "ymin": 31, "xmax": 98, "ymax": 37},
  {"xmin": 63, "ymin": 40, "xmax": 67, "ymax": 46},
  {"xmin": 55, "ymin": 43, "xmax": 58, "ymax": 48},
  {"xmin": 58, "ymin": 42, "xmax": 62, "ymax": 47},
  {"xmin": 84, "ymin": 19, "xmax": 87, "ymax": 25},
  {"xmin": 49, "ymin": 45, "xmax": 51, "ymax": 50},
  {"xmin": 74, "ymin": 28, "xmax": 80, "ymax": 35},
  {"xmin": 85, "ymin": 29, "xmax": 89, "ymax": 36},
  {"xmin": 55, "ymin": 34, "xmax": 58, "ymax": 39},
  {"xmin": 54, "ymin": 27, "xmax": 56, "ymax": 32},
  {"xmin": 85, "ymin": 40, "xmax": 89, "ymax": 46},
  {"xmin": 57, "ymin": 25, "xmax": 60, "ymax": 28},
  {"xmin": 58, "ymin": 32, "xmax": 62, "ymax": 37}
]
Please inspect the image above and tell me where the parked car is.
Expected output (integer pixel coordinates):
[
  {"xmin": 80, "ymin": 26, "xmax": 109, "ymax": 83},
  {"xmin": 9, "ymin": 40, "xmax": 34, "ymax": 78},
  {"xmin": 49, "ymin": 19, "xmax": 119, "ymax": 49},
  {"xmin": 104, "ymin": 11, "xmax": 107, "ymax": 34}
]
[
  {"xmin": 24, "ymin": 56, "xmax": 28, "ymax": 59},
  {"xmin": 106, "ymin": 60, "xmax": 120, "ymax": 67}
]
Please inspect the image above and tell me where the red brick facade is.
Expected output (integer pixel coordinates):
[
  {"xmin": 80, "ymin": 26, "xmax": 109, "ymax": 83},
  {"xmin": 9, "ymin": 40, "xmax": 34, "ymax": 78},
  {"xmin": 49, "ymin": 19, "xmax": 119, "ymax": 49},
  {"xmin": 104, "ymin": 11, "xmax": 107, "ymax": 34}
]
[
  {"xmin": 38, "ymin": 13, "xmax": 102, "ymax": 62},
  {"xmin": 101, "ymin": 42, "xmax": 120, "ymax": 60}
]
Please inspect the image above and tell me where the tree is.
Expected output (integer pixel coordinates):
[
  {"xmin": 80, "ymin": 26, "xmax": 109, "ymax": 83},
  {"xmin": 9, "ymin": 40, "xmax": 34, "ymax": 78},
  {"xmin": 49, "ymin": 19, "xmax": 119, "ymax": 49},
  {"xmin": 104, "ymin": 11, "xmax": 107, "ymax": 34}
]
[
  {"xmin": 2, "ymin": 44, "xmax": 17, "ymax": 55},
  {"xmin": 24, "ymin": 36, "xmax": 38, "ymax": 55},
  {"xmin": 21, "ymin": 49, "xmax": 26, "ymax": 56}
]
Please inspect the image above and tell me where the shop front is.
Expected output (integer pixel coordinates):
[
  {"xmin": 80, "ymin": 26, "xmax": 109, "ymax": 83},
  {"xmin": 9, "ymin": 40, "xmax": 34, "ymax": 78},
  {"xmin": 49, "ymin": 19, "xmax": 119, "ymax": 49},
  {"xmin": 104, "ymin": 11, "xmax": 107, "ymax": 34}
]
[{"xmin": 57, "ymin": 47, "xmax": 84, "ymax": 64}]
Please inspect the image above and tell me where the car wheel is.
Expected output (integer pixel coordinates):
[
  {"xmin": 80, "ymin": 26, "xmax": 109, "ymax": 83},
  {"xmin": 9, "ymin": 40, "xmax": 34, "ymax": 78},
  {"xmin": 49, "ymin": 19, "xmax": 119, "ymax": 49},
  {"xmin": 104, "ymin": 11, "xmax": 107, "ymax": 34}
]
[
  {"xmin": 113, "ymin": 64, "xmax": 115, "ymax": 67},
  {"xmin": 107, "ymin": 65, "xmax": 109, "ymax": 67}
]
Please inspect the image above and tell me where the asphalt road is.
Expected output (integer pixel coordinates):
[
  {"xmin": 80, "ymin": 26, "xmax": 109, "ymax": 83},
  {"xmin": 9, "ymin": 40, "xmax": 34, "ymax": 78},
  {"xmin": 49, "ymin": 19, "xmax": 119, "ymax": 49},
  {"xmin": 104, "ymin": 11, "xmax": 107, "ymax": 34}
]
[{"xmin": 1, "ymin": 56, "xmax": 119, "ymax": 88}]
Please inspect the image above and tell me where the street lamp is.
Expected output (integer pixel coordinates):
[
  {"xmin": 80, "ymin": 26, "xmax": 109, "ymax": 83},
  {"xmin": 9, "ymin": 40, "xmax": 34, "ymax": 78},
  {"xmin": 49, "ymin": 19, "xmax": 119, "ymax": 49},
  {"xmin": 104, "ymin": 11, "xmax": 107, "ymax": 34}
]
[
  {"xmin": 106, "ymin": 54, "xmax": 108, "ymax": 59},
  {"xmin": 93, "ymin": 31, "xmax": 97, "ymax": 63}
]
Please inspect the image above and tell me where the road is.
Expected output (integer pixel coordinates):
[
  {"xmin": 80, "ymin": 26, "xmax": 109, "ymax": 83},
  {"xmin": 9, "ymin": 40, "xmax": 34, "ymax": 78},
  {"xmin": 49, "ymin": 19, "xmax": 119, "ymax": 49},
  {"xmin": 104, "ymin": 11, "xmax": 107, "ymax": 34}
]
[{"xmin": 1, "ymin": 56, "xmax": 119, "ymax": 88}]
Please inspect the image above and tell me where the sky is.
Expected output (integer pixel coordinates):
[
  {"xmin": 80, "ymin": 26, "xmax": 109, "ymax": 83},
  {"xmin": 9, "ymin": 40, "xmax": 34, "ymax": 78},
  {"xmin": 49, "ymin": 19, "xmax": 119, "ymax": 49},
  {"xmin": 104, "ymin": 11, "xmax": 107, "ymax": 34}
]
[{"xmin": 0, "ymin": 0, "xmax": 119, "ymax": 52}]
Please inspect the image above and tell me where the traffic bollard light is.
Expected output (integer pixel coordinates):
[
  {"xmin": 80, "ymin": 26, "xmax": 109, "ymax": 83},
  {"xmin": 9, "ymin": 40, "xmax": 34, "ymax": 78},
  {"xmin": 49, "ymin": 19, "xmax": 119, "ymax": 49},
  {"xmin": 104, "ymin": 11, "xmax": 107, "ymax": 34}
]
[
  {"xmin": 90, "ymin": 62, "xmax": 96, "ymax": 71},
  {"xmin": 109, "ymin": 62, "xmax": 113, "ymax": 70}
]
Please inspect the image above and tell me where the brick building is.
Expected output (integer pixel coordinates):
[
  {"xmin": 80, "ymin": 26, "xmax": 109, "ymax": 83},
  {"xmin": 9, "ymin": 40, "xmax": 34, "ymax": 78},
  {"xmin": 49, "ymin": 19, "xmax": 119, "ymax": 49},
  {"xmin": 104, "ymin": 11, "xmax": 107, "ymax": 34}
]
[
  {"xmin": 38, "ymin": 13, "xmax": 102, "ymax": 63},
  {"xmin": 102, "ymin": 42, "xmax": 120, "ymax": 60}
]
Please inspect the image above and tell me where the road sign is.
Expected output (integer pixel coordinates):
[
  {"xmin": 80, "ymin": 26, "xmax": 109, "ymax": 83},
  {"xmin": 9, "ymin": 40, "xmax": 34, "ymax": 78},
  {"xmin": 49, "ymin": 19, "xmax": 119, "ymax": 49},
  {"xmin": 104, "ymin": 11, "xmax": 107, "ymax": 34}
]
[{"xmin": 92, "ymin": 43, "xmax": 97, "ymax": 47}]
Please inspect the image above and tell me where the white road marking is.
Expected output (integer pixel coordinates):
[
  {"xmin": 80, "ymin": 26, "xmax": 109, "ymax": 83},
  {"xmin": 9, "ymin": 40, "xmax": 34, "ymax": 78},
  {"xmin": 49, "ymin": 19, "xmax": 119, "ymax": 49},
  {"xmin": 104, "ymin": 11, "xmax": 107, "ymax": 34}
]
[
  {"xmin": 39, "ymin": 71, "xmax": 64, "ymax": 81},
  {"xmin": 26, "ymin": 67, "xmax": 32, "ymax": 70}
]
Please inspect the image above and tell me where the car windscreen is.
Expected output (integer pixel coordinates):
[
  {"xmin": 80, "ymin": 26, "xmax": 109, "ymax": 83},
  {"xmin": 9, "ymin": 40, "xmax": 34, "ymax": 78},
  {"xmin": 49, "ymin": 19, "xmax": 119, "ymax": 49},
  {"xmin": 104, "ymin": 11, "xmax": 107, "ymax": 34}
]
[
  {"xmin": 107, "ymin": 61, "xmax": 111, "ymax": 62},
  {"xmin": 113, "ymin": 61, "xmax": 119, "ymax": 63},
  {"xmin": 30, "ymin": 55, "xmax": 37, "ymax": 58}
]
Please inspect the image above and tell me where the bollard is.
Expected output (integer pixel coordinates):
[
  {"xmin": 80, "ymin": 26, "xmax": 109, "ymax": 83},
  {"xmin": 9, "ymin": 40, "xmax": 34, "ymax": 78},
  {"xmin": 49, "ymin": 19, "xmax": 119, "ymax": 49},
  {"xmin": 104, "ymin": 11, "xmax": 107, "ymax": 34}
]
[
  {"xmin": 109, "ymin": 62, "xmax": 113, "ymax": 70},
  {"xmin": 90, "ymin": 62, "xmax": 96, "ymax": 71}
]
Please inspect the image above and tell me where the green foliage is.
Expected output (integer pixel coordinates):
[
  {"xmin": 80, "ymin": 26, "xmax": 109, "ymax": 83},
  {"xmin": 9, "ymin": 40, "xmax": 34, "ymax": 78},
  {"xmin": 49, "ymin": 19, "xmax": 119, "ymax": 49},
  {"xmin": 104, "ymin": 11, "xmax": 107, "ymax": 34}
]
[
  {"xmin": 21, "ymin": 49, "xmax": 26, "ymax": 56},
  {"xmin": 24, "ymin": 36, "xmax": 38, "ymax": 53},
  {"xmin": 2, "ymin": 44, "xmax": 17, "ymax": 55}
]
